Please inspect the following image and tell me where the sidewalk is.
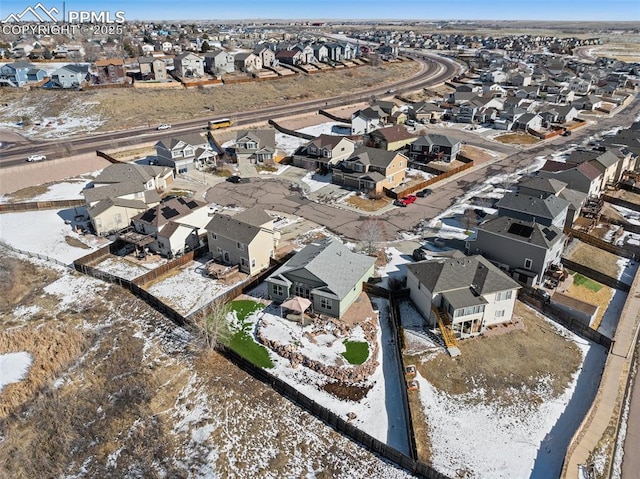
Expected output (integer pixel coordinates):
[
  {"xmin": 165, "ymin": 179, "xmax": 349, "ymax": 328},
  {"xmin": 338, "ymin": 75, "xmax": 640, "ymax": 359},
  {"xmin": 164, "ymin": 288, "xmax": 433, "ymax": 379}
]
[{"xmin": 562, "ymin": 266, "xmax": 640, "ymax": 477}]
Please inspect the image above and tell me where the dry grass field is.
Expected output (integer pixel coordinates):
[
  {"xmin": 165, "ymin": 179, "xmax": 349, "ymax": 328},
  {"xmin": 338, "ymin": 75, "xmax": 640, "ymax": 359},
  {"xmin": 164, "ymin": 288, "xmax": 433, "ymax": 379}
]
[
  {"xmin": 345, "ymin": 194, "xmax": 392, "ymax": 212},
  {"xmin": 494, "ymin": 132, "xmax": 541, "ymax": 145},
  {"xmin": 0, "ymin": 62, "xmax": 420, "ymax": 133},
  {"xmin": 566, "ymin": 241, "xmax": 622, "ymax": 279}
]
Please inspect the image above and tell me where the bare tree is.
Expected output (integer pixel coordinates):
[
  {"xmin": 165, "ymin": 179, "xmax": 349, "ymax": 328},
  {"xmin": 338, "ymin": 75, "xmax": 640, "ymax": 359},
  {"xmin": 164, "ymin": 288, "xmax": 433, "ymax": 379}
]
[
  {"xmin": 461, "ymin": 209, "xmax": 478, "ymax": 233},
  {"xmin": 193, "ymin": 300, "xmax": 232, "ymax": 350},
  {"xmin": 360, "ymin": 218, "xmax": 385, "ymax": 256}
]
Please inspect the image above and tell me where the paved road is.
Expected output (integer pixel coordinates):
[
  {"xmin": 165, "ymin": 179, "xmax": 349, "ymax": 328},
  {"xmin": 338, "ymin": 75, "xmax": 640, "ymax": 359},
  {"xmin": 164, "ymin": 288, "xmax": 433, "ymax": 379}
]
[{"xmin": 0, "ymin": 53, "xmax": 461, "ymax": 167}]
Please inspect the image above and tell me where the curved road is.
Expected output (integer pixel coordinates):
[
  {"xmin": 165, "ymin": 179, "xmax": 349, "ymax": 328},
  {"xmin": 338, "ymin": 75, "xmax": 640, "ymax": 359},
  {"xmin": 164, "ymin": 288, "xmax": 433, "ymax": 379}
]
[{"xmin": 1, "ymin": 53, "xmax": 461, "ymax": 167}]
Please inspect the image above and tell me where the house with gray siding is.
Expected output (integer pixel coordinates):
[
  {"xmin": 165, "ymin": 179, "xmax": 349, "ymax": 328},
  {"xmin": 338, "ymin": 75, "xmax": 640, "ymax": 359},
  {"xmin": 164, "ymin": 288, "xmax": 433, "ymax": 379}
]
[
  {"xmin": 48, "ymin": 64, "xmax": 90, "ymax": 88},
  {"xmin": 205, "ymin": 208, "xmax": 279, "ymax": 276},
  {"xmin": 155, "ymin": 133, "xmax": 216, "ymax": 174},
  {"xmin": 292, "ymin": 135, "xmax": 356, "ymax": 171},
  {"xmin": 265, "ymin": 238, "xmax": 375, "ymax": 318},
  {"xmin": 466, "ymin": 215, "xmax": 567, "ymax": 286},
  {"xmin": 495, "ymin": 192, "xmax": 570, "ymax": 229},
  {"xmin": 203, "ymin": 49, "xmax": 235, "ymax": 74},
  {"xmin": 406, "ymin": 255, "xmax": 521, "ymax": 339}
]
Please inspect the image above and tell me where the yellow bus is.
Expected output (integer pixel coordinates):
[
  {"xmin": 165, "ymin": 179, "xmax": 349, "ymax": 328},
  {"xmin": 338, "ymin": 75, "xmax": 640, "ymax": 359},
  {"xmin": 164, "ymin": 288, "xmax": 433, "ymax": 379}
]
[{"xmin": 208, "ymin": 118, "xmax": 233, "ymax": 130}]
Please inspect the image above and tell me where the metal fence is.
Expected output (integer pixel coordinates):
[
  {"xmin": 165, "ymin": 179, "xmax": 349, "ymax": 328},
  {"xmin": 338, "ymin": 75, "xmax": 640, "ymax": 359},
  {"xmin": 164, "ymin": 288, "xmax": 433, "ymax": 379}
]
[{"xmin": 0, "ymin": 241, "xmax": 73, "ymax": 269}]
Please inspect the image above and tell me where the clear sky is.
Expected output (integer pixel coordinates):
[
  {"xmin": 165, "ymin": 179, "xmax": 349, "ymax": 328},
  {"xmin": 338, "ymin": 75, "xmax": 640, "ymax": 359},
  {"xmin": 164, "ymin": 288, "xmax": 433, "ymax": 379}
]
[{"xmin": 1, "ymin": 0, "xmax": 639, "ymax": 22}]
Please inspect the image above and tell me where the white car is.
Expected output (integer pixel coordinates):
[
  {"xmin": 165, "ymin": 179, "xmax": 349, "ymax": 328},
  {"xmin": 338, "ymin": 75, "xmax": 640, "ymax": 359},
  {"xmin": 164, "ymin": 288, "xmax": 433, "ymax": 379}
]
[
  {"xmin": 157, "ymin": 124, "xmax": 172, "ymax": 130},
  {"xmin": 26, "ymin": 154, "xmax": 47, "ymax": 162}
]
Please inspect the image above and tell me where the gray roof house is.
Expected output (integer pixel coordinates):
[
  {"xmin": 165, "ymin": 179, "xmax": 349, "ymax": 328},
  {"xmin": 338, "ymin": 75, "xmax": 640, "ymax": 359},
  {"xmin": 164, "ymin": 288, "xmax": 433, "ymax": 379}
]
[
  {"xmin": 292, "ymin": 134, "xmax": 356, "ymax": 170},
  {"xmin": 409, "ymin": 133, "xmax": 462, "ymax": 163},
  {"xmin": 155, "ymin": 133, "xmax": 216, "ymax": 174},
  {"xmin": 466, "ymin": 215, "xmax": 567, "ymax": 286},
  {"xmin": 233, "ymin": 129, "xmax": 276, "ymax": 163},
  {"xmin": 495, "ymin": 192, "xmax": 570, "ymax": 229},
  {"xmin": 265, "ymin": 238, "xmax": 375, "ymax": 318},
  {"xmin": 48, "ymin": 64, "xmax": 90, "ymax": 88},
  {"xmin": 406, "ymin": 255, "xmax": 521, "ymax": 339},
  {"xmin": 205, "ymin": 207, "xmax": 279, "ymax": 276}
]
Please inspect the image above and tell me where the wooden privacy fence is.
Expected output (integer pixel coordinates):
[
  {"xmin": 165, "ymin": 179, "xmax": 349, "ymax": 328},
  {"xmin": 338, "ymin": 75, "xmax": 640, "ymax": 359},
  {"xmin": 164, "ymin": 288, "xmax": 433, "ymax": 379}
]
[
  {"xmin": 387, "ymin": 160, "xmax": 474, "ymax": 199},
  {"xmin": 600, "ymin": 214, "xmax": 640, "ymax": 235},
  {"xmin": 0, "ymin": 199, "xmax": 85, "ymax": 213},
  {"xmin": 132, "ymin": 245, "xmax": 208, "ymax": 286},
  {"xmin": 602, "ymin": 194, "xmax": 640, "ymax": 214},
  {"xmin": 518, "ymin": 289, "xmax": 612, "ymax": 348},
  {"xmin": 568, "ymin": 229, "xmax": 637, "ymax": 260},
  {"xmin": 561, "ymin": 257, "xmax": 631, "ymax": 292}
]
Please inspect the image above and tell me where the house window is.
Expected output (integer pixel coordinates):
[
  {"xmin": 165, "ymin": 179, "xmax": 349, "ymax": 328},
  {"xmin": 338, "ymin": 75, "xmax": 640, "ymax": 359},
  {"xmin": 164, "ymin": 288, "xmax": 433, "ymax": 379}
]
[
  {"xmin": 496, "ymin": 310, "xmax": 506, "ymax": 318},
  {"xmin": 496, "ymin": 290, "xmax": 513, "ymax": 301},
  {"xmin": 524, "ymin": 258, "xmax": 533, "ymax": 269},
  {"xmin": 237, "ymin": 242, "xmax": 244, "ymax": 250},
  {"xmin": 320, "ymin": 297, "xmax": 332, "ymax": 310},
  {"xmin": 387, "ymin": 175, "xmax": 394, "ymax": 183},
  {"xmin": 241, "ymin": 258, "xmax": 247, "ymax": 266},
  {"xmin": 216, "ymin": 247, "xmax": 222, "ymax": 254},
  {"xmin": 211, "ymin": 233, "xmax": 217, "ymax": 240},
  {"xmin": 294, "ymin": 284, "xmax": 310, "ymax": 299},
  {"xmin": 251, "ymin": 258, "xmax": 256, "ymax": 268},
  {"xmin": 272, "ymin": 284, "xmax": 284, "ymax": 296}
]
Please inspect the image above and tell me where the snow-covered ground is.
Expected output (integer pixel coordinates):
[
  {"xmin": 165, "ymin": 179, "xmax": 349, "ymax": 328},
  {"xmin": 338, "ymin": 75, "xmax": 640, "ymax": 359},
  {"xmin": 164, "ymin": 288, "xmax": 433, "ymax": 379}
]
[
  {"xmin": 145, "ymin": 259, "xmax": 241, "ymax": 316},
  {"xmin": 94, "ymin": 257, "xmax": 157, "ymax": 280},
  {"xmin": 0, "ymin": 351, "xmax": 33, "ymax": 393},
  {"xmin": 301, "ymin": 171, "xmax": 332, "ymax": 192},
  {"xmin": 406, "ymin": 304, "xmax": 607, "ymax": 479},
  {"xmin": 0, "ymin": 178, "xmax": 91, "ymax": 204},
  {"xmin": 241, "ymin": 294, "xmax": 410, "ymax": 453},
  {"xmin": 377, "ymin": 247, "xmax": 413, "ymax": 288},
  {"xmin": 0, "ymin": 209, "xmax": 105, "ymax": 264}
]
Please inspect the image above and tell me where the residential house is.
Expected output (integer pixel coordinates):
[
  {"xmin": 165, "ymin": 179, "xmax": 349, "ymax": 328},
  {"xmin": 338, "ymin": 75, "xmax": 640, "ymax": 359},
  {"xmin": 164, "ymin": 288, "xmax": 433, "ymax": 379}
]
[
  {"xmin": 132, "ymin": 197, "xmax": 209, "ymax": 257},
  {"xmin": 409, "ymin": 102, "xmax": 444, "ymax": 123},
  {"xmin": 232, "ymin": 129, "xmax": 276, "ymax": 163},
  {"xmin": 298, "ymin": 44, "xmax": 316, "ymax": 64},
  {"xmin": 0, "ymin": 61, "xmax": 45, "ymax": 86},
  {"xmin": 513, "ymin": 113, "xmax": 543, "ymax": 132},
  {"xmin": 332, "ymin": 147, "xmax": 407, "ymax": 194},
  {"xmin": 495, "ymin": 191, "xmax": 570, "ymax": 229},
  {"xmin": 406, "ymin": 255, "xmax": 521, "ymax": 339},
  {"xmin": 351, "ymin": 107, "xmax": 385, "ymax": 135},
  {"xmin": 466, "ymin": 215, "xmax": 567, "ymax": 286},
  {"xmin": 573, "ymin": 95, "xmax": 602, "ymax": 111},
  {"xmin": 312, "ymin": 44, "xmax": 329, "ymax": 62},
  {"xmin": 275, "ymin": 48, "xmax": 304, "ymax": 66},
  {"xmin": 94, "ymin": 58, "xmax": 126, "ymax": 84},
  {"xmin": 555, "ymin": 105, "xmax": 579, "ymax": 123},
  {"xmin": 325, "ymin": 43, "xmax": 344, "ymax": 62},
  {"xmin": 265, "ymin": 238, "xmax": 375, "ymax": 318},
  {"xmin": 155, "ymin": 133, "xmax": 216, "ymax": 174},
  {"xmin": 409, "ymin": 133, "xmax": 462, "ymax": 163},
  {"xmin": 234, "ymin": 52, "xmax": 262, "ymax": 72},
  {"xmin": 205, "ymin": 208, "xmax": 279, "ymax": 276},
  {"xmin": 47, "ymin": 64, "xmax": 90, "ymax": 88},
  {"xmin": 537, "ymin": 160, "xmax": 603, "ymax": 197},
  {"xmin": 339, "ymin": 42, "xmax": 357, "ymax": 60},
  {"xmin": 138, "ymin": 57, "xmax": 168, "ymax": 81},
  {"xmin": 203, "ymin": 49, "xmax": 235, "ymax": 75},
  {"xmin": 253, "ymin": 45, "xmax": 277, "ymax": 67},
  {"xmin": 174, "ymin": 52, "xmax": 205, "ymax": 78},
  {"xmin": 366, "ymin": 125, "xmax": 417, "ymax": 151},
  {"xmin": 83, "ymin": 163, "xmax": 173, "ymax": 236},
  {"xmin": 510, "ymin": 72, "xmax": 532, "ymax": 86},
  {"xmin": 292, "ymin": 135, "xmax": 356, "ymax": 171}
]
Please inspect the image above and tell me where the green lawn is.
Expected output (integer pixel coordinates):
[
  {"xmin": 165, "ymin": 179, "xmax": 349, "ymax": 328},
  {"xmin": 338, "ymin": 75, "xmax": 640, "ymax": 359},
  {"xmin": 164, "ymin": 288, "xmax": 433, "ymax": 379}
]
[
  {"xmin": 226, "ymin": 299, "xmax": 274, "ymax": 368},
  {"xmin": 342, "ymin": 340, "xmax": 369, "ymax": 365},
  {"xmin": 572, "ymin": 273, "xmax": 603, "ymax": 292}
]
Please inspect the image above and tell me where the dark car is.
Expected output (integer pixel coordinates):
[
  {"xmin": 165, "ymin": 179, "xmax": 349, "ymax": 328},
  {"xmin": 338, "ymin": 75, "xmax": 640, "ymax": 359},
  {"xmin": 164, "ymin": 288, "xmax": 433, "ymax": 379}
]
[
  {"xmin": 416, "ymin": 188, "xmax": 432, "ymax": 198},
  {"xmin": 473, "ymin": 208, "xmax": 487, "ymax": 218},
  {"xmin": 412, "ymin": 247, "xmax": 429, "ymax": 261},
  {"xmin": 561, "ymin": 130, "xmax": 572, "ymax": 137},
  {"xmin": 394, "ymin": 199, "xmax": 408, "ymax": 207},
  {"xmin": 227, "ymin": 175, "xmax": 250, "ymax": 184}
]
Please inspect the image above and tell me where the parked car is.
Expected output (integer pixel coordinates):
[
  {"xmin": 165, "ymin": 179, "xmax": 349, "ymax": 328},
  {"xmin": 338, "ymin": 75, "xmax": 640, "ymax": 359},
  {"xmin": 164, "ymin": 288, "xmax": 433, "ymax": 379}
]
[
  {"xmin": 26, "ymin": 154, "xmax": 46, "ymax": 162},
  {"xmin": 534, "ymin": 288, "xmax": 551, "ymax": 303},
  {"xmin": 157, "ymin": 124, "xmax": 172, "ymax": 130},
  {"xmin": 227, "ymin": 175, "xmax": 250, "ymax": 184},
  {"xmin": 473, "ymin": 208, "xmax": 487, "ymax": 218},
  {"xmin": 561, "ymin": 130, "xmax": 572, "ymax": 137},
  {"xmin": 405, "ymin": 119, "xmax": 416, "ymax": 127},
  {"xmin": 412, "ymin": 247, "xmax": 429, "ymax": 261},
  {"xmin": 416, "ymin": 188, "xmax": 432, "ymax": 198}
]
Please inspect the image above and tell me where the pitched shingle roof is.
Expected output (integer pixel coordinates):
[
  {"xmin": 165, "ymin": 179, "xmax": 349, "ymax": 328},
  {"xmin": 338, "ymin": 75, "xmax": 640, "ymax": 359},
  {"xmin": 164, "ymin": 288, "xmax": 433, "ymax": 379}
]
[
  {"xmin": 476, "ymin": 215, "xmax": 565, "ymax": 249},
  {"xmin": 496, "ymin": 192, "xmax": 569, "ymax": 222},
  {"xmin": 134, "ymin": 197, "xmax": 206, "ymax": 227}
]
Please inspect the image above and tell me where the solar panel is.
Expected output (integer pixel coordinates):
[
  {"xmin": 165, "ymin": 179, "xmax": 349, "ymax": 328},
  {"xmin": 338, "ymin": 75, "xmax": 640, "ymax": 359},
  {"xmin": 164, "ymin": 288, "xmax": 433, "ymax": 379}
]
[{"xmin": 507, "ymin": 223, "xmax": 534, "ymax": 238}]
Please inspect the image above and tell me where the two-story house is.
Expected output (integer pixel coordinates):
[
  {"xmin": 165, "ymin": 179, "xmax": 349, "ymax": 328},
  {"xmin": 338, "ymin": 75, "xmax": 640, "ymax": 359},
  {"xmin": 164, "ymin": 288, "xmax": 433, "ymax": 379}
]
[
  {"xmin": 409, "ymin": 133, "xmax": 462, "ymax": 163},
  {"xmin": 406, "ymin": 254, "xmax": 521, "ymax": 339},
  {"xmin": 94, "ymin": 58, "xmax": 126, "ymax": 84},
  {"xmin": 138, "ymin": 57, "xmax": 168, "ymax": 81},
  {"xmin": 234, "ymin": 52, "xmax": 263, "ymax": 72},
  {"xmin": 351, "ymin": 107, "xmax": 385, "ymax": 135},
  {"xmin": 292, "ymin": 135, "xmax": 356, "ymax": 171},
  {"xmin": 495, "ymin": 191, "xmax": 571, "ymax": 230},
  {"xmin": 203, "ymin": 49, "xmax": 236, "ymax": 75},
  {"xmin": 132, "ymin": 197, "xmax": 209, "ymax": 257},
  {"xmin": 174, "ymin": 52, "xmax": 205, "ymax": 78},
  {"xmin": 232, "ymin": 129, "xmax": 276, "ymax": 164},
  {"xmin": 409, "ymin": 101, "xmax": 444, "ymax": 123},
  {"xmin": 332, "ymin": 147, "xmax": 407, "ymax": 194},
  {"xmin": 155, "ymin": 133, "xmax": 216, "ymax": 174},
  {"xmin": 206, "ymin": 208, "xmax": 279, "ymax": 276},
  {"xmin": 253, "ymin": 45, "xmax": 277, "ymax": 68},
  {"xmin": 48, "ymin": 64, "xmax": 90, "ymax": 88},
  {"xmin": 0, "ymin": 61, "xmax": 45, "ymax": 87},
  {"xmin": 466, "ymin": 215, "xmax": 567, "ymax": 286},
  {"xmin": 366, "ymin": 125, "xmax": 417, "ymax": 151},
  {"xmin": 266, "ymin": 238, "xmax": 375, "ymax": 318}
]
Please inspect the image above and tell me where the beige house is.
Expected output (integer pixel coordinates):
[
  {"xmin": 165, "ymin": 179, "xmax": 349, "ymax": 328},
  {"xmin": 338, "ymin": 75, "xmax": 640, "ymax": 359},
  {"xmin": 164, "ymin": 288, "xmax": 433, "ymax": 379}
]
[
  {"xmin": 332, "ymin": 147, "xmax": 408, "ymax": 194},
  {"xmin": 292, "ymin": 134, "xmax": 356, "ymax": 171},
  {"xmin": 205, "ymin": 208, "xmax": 279, "ymax": 276},
  {"xmin": 84, "ymin": 164, "xmax": 173, "ymax": 236},
  {"xmin": 366, "ymin": 125, "xmax": 417, "ymax": 151}
]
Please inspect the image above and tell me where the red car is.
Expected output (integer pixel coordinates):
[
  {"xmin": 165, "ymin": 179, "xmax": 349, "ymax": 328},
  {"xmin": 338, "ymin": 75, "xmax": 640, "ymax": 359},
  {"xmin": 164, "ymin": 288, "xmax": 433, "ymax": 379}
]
[{"xmin": 396, "ymin": 195, "xmax": 417, "ymax": 206}]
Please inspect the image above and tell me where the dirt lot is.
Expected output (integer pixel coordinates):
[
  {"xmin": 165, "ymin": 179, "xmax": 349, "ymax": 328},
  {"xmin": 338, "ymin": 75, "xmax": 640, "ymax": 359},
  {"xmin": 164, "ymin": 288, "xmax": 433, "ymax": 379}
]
[
  {"xmin": 566, "ymin": 241, "xmax": 623, "ymax": 278},
  {"xmin": 403, "ymin": 301, "xmax": 582, "ymax": 461},
  {"xmin": 0, "ymin": 62, "xmax": 420, "ymax": 133},
  {"xmin": 494, "ymin": 132, "xmax": 541, "ymax": 145}
]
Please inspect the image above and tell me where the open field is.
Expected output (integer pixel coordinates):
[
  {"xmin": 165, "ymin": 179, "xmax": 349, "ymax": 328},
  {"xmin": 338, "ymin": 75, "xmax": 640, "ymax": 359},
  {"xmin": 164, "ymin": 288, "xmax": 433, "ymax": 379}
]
[
  {"xmin": 582, "ymin": 42, "xmax": 640, "ymax": 62},
  {"xmin": 494, "ymin": 132, "xmax": 541, "ymax": 145},
  {"xmin": 0, "ymin": 62, "xmax": 420, "ymax": 135}
]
